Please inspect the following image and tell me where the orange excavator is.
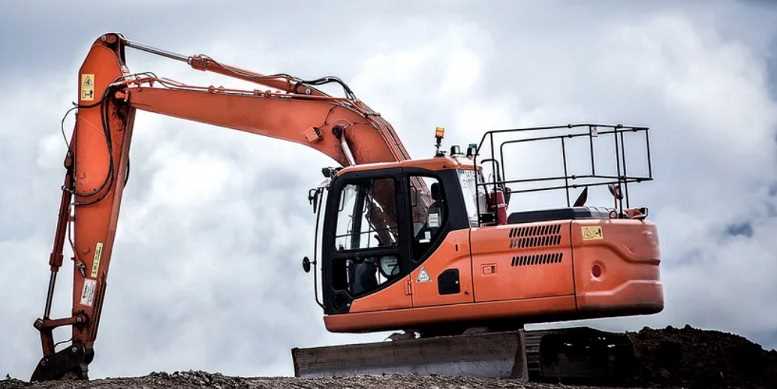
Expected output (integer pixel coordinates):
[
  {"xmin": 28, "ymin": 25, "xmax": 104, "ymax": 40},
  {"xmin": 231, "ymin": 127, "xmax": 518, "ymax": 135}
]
[{"xmin": 31, "ymin": 33, "xmax": 662, "ymax": 381}]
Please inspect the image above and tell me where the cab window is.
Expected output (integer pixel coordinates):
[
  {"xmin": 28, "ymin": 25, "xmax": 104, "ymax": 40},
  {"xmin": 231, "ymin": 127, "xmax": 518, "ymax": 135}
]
[
  {"xmin": 409, "ymin": 175, "xmax": 447, "ymax": 262},
  {"xmin": 345, "ymin": 254, "xmax": 400, "ymax": 296},
  {"xmin": 457, "ymin": 169, "xmax": 484, "ymax": 227},
  {"xmin": 334, "ymin": 178, "xmax": 399, "ymax": 251},
  {"xmin": 331, "ymin": 177, "xmax": 401, "ymax": 297}
]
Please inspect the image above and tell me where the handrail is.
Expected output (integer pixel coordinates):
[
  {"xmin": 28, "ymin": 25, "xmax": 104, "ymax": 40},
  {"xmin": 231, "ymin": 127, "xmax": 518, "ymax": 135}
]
[{"xmin": 473, "ymin": 124, "xmax": 653, "ymax": 225}]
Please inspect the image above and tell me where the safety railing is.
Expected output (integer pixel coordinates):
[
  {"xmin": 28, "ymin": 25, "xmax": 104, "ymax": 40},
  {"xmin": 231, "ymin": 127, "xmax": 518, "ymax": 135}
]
[{"xmin": 474, "ymin": 124, "xmax": 653, "ymax": 224}]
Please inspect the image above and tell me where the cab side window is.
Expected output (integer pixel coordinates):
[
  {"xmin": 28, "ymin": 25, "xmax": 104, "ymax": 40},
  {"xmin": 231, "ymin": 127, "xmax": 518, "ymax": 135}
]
[{"xmin": 409, "ymin": 176, "xmax": 447, "ymax": 262}]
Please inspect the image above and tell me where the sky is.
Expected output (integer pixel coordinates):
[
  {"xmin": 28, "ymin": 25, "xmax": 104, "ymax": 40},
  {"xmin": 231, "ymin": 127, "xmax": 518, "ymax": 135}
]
[{"xmin": 2, "ymin": 0, "xmax": 777, "ymax": 380}]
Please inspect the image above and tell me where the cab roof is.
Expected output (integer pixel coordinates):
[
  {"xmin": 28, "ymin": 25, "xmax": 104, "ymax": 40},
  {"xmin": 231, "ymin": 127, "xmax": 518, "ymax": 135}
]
[{"xmin": 337, "ymin": 156, "xmax": 476, "ymax": 176}]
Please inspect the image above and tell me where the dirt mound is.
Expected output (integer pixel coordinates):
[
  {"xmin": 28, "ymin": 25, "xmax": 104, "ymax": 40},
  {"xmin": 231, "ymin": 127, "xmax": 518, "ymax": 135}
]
[{"xmin": 629, "ymin": 325, "xmax": 777, "ymax": 388}]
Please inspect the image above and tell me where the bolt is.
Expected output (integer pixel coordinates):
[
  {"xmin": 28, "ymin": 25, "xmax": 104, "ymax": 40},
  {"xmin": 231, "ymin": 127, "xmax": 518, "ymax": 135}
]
[{"xmin": 71, "ymin": 346, "xmax": 79, "ymax": 353}]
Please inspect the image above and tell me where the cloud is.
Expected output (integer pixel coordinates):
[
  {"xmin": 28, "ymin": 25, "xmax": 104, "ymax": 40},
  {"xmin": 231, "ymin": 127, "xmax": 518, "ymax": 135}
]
[{"xmin": 2, "ymin": 1, "xmax": 777, "ymax": 380}]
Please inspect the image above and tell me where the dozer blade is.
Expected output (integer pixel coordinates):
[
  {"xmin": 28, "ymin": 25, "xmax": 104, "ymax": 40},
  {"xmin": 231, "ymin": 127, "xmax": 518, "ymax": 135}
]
[{"xmin": 292, "ymin": 330, "xmax": 528, "ymax": 379}]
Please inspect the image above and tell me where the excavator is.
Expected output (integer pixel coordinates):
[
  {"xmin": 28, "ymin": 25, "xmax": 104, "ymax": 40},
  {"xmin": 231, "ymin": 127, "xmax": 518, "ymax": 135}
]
[{"xmin": 31, "ymin": 33, "xmax": 662, "ymax": 382}]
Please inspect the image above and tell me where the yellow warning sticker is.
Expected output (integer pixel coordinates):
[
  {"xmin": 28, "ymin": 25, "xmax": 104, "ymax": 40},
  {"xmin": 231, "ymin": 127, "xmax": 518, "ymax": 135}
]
[
  {"xmin": 81, "ymin": 74, "xmax": 95, "ymax": 101},
  {"xmin": 582, "ymin": 226, "xmax": 604, "ymax": 240},
  {"xmin": 91, "ymin": 242, "xmax": 104, "ymax": 278}
]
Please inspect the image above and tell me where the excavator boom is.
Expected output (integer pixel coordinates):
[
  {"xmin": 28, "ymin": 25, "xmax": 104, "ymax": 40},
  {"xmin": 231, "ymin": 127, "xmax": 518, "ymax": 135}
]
[{"xmin": 32, "ymin": 33, "xmax": 409, "ymax": 381}]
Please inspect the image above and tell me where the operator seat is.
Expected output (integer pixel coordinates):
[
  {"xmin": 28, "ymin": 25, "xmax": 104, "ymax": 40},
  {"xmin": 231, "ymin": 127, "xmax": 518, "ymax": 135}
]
[{"xmin": 350, "ymin": 259, "xmax": 378, "ymax": 295}]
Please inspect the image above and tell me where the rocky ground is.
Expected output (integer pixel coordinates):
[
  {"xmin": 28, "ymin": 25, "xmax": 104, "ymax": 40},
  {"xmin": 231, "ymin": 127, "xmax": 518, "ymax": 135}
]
[
  {"xmin": 1, "ymin": 372, "xmax": 639, "ymax": 389},
  {"xmin": 2, "ymin": 326, "xmax": 775, "ymax": 389}
]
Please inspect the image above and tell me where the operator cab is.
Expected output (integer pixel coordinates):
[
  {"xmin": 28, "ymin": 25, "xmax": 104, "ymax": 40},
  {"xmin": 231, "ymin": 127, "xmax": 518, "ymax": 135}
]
[{"xmin": 306, "ymin": 157, "xmax": 477, "ymax": 314}]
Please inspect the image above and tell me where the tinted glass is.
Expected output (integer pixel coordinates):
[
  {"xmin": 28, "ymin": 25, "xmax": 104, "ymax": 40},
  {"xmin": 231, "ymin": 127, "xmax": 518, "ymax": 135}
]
[
  {"xmin": 334, "ymin": 178, "xmax": 398, "ymax": 250},
  {"xmin": 409, "ymin": 175, "xmax": 446, "ymax": 262}
]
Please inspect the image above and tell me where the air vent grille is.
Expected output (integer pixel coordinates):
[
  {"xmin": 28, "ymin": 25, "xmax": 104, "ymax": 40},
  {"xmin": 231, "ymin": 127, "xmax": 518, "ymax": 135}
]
[
  {"xmin": 509, "ymin": 224, "xmax": 562, "ymax": 248},
  {"xmin": 511, "ymin": 253, "xmax": 563, "ymax": 267}
]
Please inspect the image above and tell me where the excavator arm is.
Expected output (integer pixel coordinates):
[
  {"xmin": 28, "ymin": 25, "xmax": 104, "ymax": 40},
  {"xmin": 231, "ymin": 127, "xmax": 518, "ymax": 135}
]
[{"xmin": 31, "ymin": 32, "xmax": 410, "ymax": 381}]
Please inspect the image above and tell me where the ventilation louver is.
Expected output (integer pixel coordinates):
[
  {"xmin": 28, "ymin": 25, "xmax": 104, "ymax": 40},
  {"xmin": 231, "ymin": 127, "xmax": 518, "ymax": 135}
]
[
  {"xmin": 508, "ymin": 224, "xmax": 562, "ymax": 249},
  {"xmin": 511, "ymin": 253, "xmax": 563, "ymax": 267}
]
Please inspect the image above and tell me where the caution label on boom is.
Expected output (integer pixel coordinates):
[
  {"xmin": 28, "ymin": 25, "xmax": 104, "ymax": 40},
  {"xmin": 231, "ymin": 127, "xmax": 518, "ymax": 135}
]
[
  {"xmin": 80, "ymin": 74, "xmax": 95, "ymax": 101},
  {"xmin": 91, "ymin": 242, "xmax": 104, "ymax": 278}
]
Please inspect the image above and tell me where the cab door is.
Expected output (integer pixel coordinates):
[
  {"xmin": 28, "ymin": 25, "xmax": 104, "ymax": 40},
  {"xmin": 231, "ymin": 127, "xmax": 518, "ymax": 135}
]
[
  {"xmin": 404, "ymin": 171, "xmax": 474, "ymax": 307},
  {"xmin": 321, "ymin": 170, "xmax": 413, "ymax": 314}
]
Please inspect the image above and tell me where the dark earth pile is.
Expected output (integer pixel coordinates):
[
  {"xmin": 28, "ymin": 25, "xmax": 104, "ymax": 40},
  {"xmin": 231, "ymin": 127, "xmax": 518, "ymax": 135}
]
[
  {"xmin": 2, "ymin": 325, "xmax": 775, "ymax": 389},
  {"xmin": 629, "ymin": 325, "xmax": 777, "ymax": 388}
]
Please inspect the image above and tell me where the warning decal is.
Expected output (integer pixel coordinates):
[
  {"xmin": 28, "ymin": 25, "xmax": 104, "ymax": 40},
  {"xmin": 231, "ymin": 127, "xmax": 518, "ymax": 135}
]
[
  {"xmin": 80, "ymin": 279, "xmax": 97, "ymax": 307},
  {"xmin": 582, "ymin": 225, "xmax": 604, "ymax": 240},
  {"xmin": 80, "ymin": 74, "xmax": 95, "ymax": 101},
  {"xmin": 91, "ymin": 242, "xmax": 104, "ymax": 278},
  {"xmin": 417, "ymin": 268, "xmax": 431, "ymax": 283}
]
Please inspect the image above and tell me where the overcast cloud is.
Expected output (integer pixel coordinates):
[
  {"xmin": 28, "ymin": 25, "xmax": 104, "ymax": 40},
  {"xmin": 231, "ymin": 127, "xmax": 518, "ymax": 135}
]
[{"xmin": 2, "ymin": 0, "xmax": 777, "ymax": 380}]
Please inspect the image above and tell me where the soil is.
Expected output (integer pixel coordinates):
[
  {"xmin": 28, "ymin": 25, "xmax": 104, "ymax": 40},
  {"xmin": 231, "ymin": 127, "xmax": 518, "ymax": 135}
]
[
  {"xmin": 628, "ymin": 325, "xmax": 777, "ymax": 389},
  {"xmin": 2, "ymin": 325, "xmax": 775, "ymax": 389}
]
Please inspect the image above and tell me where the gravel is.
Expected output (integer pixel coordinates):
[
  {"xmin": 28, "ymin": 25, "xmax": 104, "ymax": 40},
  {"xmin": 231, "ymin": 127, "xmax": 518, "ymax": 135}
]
[{"xmin": 0, "ymin": 372, "xmax": 636, "ymax": 389}]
